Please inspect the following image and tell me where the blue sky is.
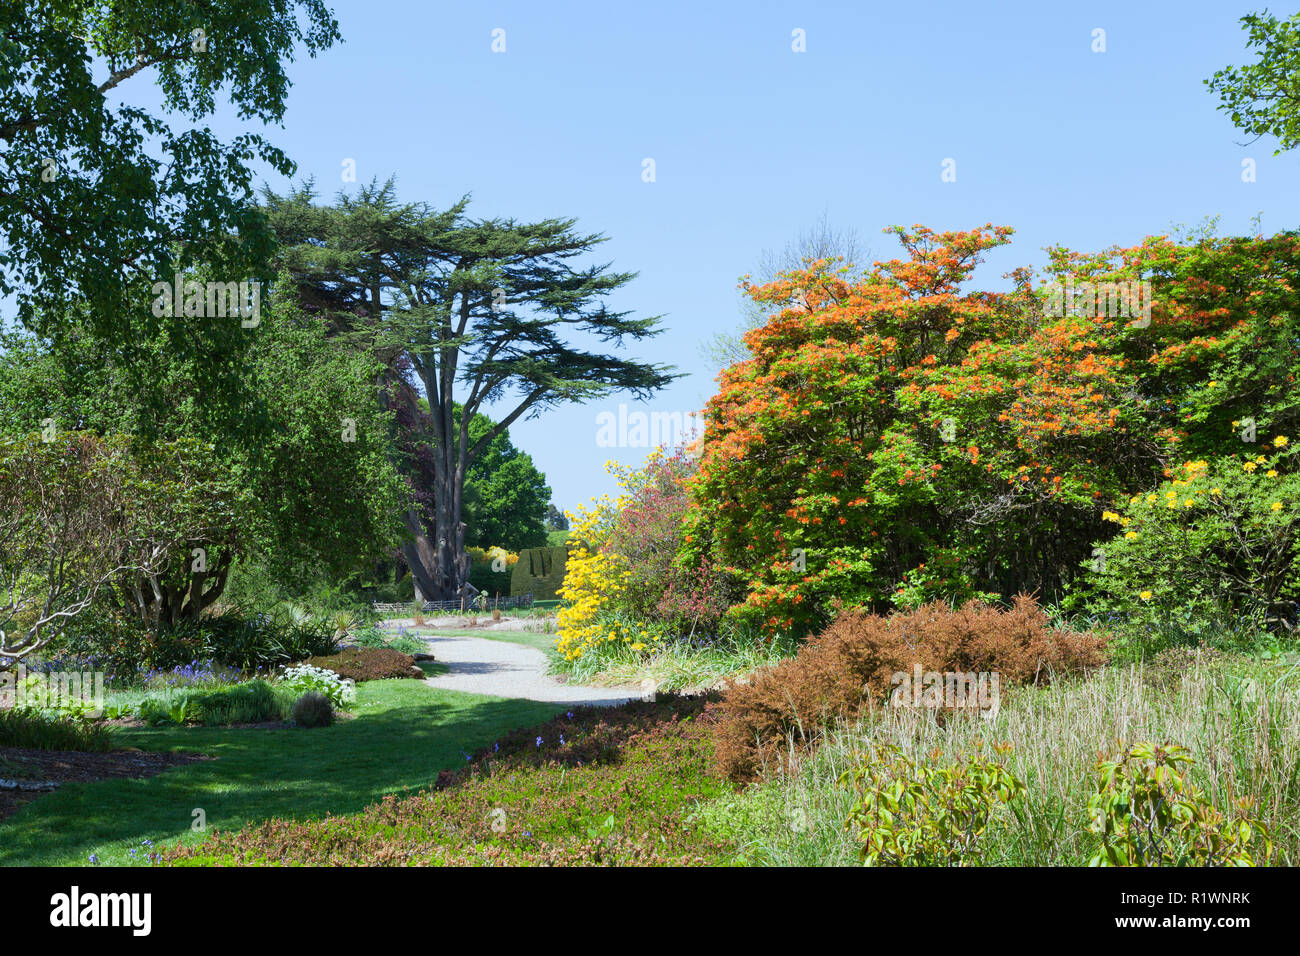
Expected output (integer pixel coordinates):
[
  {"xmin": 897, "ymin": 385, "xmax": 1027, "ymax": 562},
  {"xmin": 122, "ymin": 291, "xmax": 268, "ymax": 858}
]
[{"xmin": 20, "ymin": 0, "xmax": 1300, "ymax": 511}]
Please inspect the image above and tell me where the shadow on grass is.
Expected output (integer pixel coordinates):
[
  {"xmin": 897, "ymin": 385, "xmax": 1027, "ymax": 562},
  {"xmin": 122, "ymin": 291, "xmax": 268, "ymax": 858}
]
[{"xmin": 0, "ymin": 681, "xmax": 559, "ymax": 866}]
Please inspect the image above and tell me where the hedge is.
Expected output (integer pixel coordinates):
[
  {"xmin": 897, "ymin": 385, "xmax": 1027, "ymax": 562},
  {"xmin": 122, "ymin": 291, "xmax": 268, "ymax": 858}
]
[{"xmin": 510, "ymin": 545, "xmax": 570, "ymax": 600}]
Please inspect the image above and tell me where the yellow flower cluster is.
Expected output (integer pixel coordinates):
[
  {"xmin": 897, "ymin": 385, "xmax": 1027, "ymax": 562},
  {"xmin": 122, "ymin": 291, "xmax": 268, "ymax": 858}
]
[
  {"xmin": 467, "ymin": 545, "xmax": 518, "ymax": 567},
  {"xmin": 1116, "ymin": 445, "xmax": 1290, "ymax": 525},
  {"xmin": 554, "ymin": 453, "xmax": 672, "ymax": 661}
]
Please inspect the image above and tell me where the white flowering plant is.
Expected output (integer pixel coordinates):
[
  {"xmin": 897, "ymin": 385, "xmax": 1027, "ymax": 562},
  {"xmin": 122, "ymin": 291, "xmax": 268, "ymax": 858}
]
[{"xmin": 279, "ymin": 664, "xmax": 354, "ymax": 709}]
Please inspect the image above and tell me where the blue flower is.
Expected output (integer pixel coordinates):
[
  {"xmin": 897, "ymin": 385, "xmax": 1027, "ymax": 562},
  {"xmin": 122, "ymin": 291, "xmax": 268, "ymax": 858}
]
[{"xmin": 535, "ymin": 736, "xmax": 543, "ymax": 748}]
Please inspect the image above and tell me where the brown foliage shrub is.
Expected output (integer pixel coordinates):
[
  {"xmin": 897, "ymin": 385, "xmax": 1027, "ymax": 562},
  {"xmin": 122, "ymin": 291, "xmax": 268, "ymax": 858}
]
[
  {"xmin": 305, "ymin": 647, "xmax": 423, "ymax": 682},
  {"xmin": 713, "ymin": 596, "xmax": 1106, "ymax": 782}
]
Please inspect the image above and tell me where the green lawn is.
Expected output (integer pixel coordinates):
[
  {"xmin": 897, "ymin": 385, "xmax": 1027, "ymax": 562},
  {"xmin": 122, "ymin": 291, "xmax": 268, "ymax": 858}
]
[
  {"xmin": 0, "ymin": 679, "xmax": 559, "ymax": 866},
  {"xmin": 417, "ymin": 626, "xmax": 560, "ymax": 659}
]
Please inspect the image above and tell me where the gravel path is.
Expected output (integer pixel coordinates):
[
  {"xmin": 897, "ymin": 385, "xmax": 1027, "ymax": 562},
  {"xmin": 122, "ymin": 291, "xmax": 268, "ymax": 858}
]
[{"xmin": 415, "ymin": 630, "xmax": 643, "ymax": 708}]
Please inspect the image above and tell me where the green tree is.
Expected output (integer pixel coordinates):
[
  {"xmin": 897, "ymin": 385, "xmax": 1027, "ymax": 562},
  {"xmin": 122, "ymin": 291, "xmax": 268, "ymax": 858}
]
[
  {"xmin": 463, "ymin": 408, "xmax": 551, "ymax": 553},
  {"xmin": 0, "ymin": 0, "xmax": 340, "ymax": 340},
  {"xmin": 545, "ymin": 504, "xmax": 570, "ymax": 532},
  {"xmin": 264, "ymin": 179, "xmax": 678, "ymax": 600},
  {"xmin": 0, "ymin": 431, "xmax": 235, "ymax": 661},
  {"xmin": 0, "ymin": 281, "xmax": 404, "ymax": 624},
  {"xmin": 1207, "ymin": 10, "xmax": 1300, "ymax": 154}
]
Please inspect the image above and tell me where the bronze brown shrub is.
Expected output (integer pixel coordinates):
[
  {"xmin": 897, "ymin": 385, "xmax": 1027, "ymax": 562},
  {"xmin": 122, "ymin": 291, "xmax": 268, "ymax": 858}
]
[
  {"xmin": 713, "ymin": 596, "xmax": 1106, "ymax": 782},
  {"xmin": 305, "ymin": 647, "xmax": 423, "ymax": 682}
]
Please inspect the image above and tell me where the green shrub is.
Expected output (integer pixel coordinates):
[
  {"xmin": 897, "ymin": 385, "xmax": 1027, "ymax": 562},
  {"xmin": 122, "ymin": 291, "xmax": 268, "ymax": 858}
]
[
  {"xmin": 136, "ymin": 681, "xmax": 289, "ymax": 726},
  {"xmin": 351, "ymin": 626, "xmax": 388, "ymax": 648},
  {"xmin": 278, "ymin": 664, "xmax": 352, "ymax": 708},
  {"xmin": 468, "ymin": 560, "xmax": 511, "ymax": 597},
  {"xmin": 1072, "ymin": 450, "xmax": 1300, "ymax": 659},
  {"xmin": 0, "ymin": 708, "xmax": 113, "ymax": 751},
  {"xmin": 138, "ymin": 695, "xmax": 197, "ymax": 727},
  {"xmin": 49, "ymin": 607, "xmax": 340, "ymax": 680},
  {"xmin": 510, "ymin": 545, "xmax": 570, "ymax": 600},
  {"xmin": 192, "ymin": 681, "xmax": 288, "ymax": 725},
  {"xmin": 352, "ymin": 625, "xmax": 425, "ymax": 655},
  {"xmin": 840, "ymin": 743, "xmax": 1025, "ymax": 866},
  {"xmin": 1087, "ymin": 742, "xmax": 1273, "ymax": 866},
  {"xmin": 291, "ymin": 691, "xmax": 333, "ymax": 728}
]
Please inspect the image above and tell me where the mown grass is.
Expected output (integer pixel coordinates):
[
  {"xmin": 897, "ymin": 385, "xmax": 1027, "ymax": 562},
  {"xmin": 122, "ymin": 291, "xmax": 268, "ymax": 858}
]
[
  {"xmin": 0, "ymin": 679, "xmax": 559, "ymax": 866},
  {"xmin": 161, "ymin": 694, "xmax": 737, "ymax": 866},
  {"xmin": 693, "ymin": 651, "xmax": 1300, "ymax": 865}
]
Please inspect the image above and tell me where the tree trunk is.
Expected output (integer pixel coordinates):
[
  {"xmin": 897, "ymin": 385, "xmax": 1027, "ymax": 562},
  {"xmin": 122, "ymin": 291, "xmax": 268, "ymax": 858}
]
[{"xmin": 401, "ymin": 507, "xmax": 441, "ymax": 601}]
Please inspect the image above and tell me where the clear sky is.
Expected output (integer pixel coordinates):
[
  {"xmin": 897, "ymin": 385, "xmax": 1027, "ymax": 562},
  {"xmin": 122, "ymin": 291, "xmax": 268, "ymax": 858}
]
[{"xmin": 23, "ymin": 1, "xmax": 1300, "ymax": 512}]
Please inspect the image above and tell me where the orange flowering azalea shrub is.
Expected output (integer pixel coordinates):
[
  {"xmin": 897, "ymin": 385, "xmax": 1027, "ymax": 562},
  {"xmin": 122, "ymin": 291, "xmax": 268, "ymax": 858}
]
[{"xmin": 687, "ymin": 224, "xmax": 1300, "ymax": 639}]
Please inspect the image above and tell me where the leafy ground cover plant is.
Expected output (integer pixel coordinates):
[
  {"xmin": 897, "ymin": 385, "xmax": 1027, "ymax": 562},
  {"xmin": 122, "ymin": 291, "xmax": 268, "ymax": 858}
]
[
  {"xmin": 304, "ymin": 647, "xmax": 423, "ymax": 682},
  {"xmin": 1087, "ymin": 741, "xmax": 1273, "ymax": 866},
  {"xmin": 160, "ymin": 694, "xmax": 737, "ymax": 866},
  {"xmin": 713, "ymin": 596, "xmax": 1105, "ymax": 781},
  {"xmin": 840, "ymin": 742, "xmax": 1025, "ymax": 866}
]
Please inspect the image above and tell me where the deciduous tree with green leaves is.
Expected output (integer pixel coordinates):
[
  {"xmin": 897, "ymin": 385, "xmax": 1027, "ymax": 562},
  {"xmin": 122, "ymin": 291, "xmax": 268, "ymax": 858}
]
[
  {"xmin": 0, "ymin": 0, "xmax": 340, "ymax": 341},
  {"xmin": 1207, "ymin": 9, "xmax": 1300, "ymax": 154},
  {"xmin": 0, "ymin": 281, "xmax": 405, "ymax": 625}
]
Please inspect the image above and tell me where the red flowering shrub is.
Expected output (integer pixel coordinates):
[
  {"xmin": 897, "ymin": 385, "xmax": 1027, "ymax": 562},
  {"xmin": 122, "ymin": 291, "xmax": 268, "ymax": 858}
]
[{"xmin": 602, "ymin": 449, "xmax": 697, "ymax": 619}]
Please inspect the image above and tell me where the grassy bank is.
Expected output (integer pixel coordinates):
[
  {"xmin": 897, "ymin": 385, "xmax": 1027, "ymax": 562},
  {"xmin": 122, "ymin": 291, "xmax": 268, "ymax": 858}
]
[
  {"xmin": 694, "ymin": 652, "xmax": 1300, "ymax": 865},
  {"xmin": 0, "ymin": 679, "xmax": 559, "ymax": 866},
  {"xmin": 162, "ymin": 694, "xmax": 735, "ymax": 866}
]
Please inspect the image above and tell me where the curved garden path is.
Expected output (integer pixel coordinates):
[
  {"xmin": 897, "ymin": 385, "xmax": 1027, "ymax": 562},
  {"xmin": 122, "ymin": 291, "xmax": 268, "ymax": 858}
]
[{"xmin": 385, "ymin": 621, "xmax": 642, "ymax": 708}]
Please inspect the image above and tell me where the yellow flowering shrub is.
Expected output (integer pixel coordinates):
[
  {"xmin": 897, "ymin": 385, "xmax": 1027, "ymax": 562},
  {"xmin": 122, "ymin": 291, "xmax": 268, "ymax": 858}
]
[
  {"xmin": 467, "ymin": 545, "xmax": 518, "ymax": 568},
  {"xmin": 1070, "ymin": 445, "xmax": 1300, "ymax": 656},
  {"xmin": 554, "ymin": 453, "xmax": 689, "ymax": 661},
  {"xmin": 555, "ymin": 470, "xmax": 629, "ymax": 660}
]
